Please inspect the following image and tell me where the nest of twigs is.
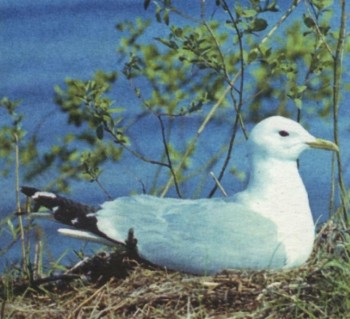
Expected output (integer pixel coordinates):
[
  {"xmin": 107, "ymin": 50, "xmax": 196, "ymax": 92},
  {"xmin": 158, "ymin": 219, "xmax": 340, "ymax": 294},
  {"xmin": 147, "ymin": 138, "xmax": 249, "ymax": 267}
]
[{"xmin": 1, "ymin": 220, "xmax": 350, "ymax": 319}]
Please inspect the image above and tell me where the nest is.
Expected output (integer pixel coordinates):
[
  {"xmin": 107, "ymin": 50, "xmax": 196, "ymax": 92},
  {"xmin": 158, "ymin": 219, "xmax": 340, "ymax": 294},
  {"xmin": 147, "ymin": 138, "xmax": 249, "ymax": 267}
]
[{"xmin": 1, "ymin": 221, "xmax": 350, "ymax": 318}]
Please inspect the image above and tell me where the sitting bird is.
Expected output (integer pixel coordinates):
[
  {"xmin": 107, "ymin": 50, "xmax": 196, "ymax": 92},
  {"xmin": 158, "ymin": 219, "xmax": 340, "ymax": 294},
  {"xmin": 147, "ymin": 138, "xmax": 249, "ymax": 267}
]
[{"xmin": 21, "ymin": 116, "xmax": 338, "ymax": 275}]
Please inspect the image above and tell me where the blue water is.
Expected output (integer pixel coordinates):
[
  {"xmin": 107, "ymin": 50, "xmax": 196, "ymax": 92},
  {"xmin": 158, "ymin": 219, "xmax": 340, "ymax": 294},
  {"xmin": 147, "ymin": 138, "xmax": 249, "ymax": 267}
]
[{"xmin": 1, "ymin": 1, "xmax": 349, "ymax": 271}]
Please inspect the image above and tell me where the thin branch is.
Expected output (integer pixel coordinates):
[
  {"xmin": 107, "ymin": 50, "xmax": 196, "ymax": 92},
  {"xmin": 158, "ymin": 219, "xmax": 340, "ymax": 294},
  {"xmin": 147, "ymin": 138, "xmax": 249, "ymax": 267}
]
[
  {"xmin": 14, "ymin": 133, "xmax": 27, "ymax": 272},
  {"xmin": 158, "ymin": 1, "xmax": 201, "ymax": 24},
  {"xmin": 208, "ymin": 0, "xmax": 304, "ymax": 197},
  {"xmin": 203, "ymin": 21, "xmax": 231, "ymax": 83},
  {"xmin": 208, "ymin": 112, "xmax": 243, "ymax": 197},
  {"xmin": 103, "ymin": 126, "xmax": 170, "ymax": 168},
  {"xmin": 207, "ymin": 1, "xmax": 247, "ymax": 197},
  {"xmin": 160, "ymin": 72, "xmax": 241, "ymax": 197},
  {"xmin": 118, "ymin": 142, "xmax": 170, "ymax": 168},
  {"xmin": 304, "ymin": 0, "xmax": 334, "ymax": 58},
  {"xmin": 329, "ymin": 152, "xmax": 336, "ymax": 214},
  {"xmin": 260, "ymin": 0, "xmax": 302, "ymax": 46},
  {"xmin": 95, "ymin": 177, "xmax": 113, "ymax": 200},
  {"xmin": 121, "ymin": 68, "xmax": 196, "ymax": 186},
  {"xmin": 210, "ymin": 171, "xmax": 227, "ymax": 197},
  {"xmin": 157, "ymin": 114, "xmax": 182, "ymax": 198},
  {"xmin": 332, "ymin": 0, "xmax": 348, "ymax": 225},
  {"xmin": 222, "ymin": 0, "xmax": 245, "ymax": 108}
]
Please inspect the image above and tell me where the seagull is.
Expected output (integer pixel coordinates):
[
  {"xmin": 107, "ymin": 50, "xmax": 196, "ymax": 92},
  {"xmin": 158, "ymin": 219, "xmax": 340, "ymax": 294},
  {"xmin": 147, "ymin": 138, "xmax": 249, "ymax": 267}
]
[{"xmin": 21, "ymin": 116, "xmax": 338, "ymax": 275}]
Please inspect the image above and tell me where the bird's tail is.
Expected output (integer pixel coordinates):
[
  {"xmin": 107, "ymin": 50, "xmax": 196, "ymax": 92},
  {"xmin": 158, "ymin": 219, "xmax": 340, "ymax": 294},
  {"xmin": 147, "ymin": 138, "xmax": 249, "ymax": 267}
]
[
  {"xmin": 21, "ymin": 186, "xmax": 96, "ymax": 225},
  {"xmin": 21, "ymin": 186, "xmax": 117, "ymax": 244}
]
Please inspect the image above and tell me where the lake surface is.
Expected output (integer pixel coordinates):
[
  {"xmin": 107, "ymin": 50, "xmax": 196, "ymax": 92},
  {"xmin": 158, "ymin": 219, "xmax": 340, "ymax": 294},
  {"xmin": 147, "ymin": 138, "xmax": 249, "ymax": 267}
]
[{"xmin": 1, "ymin": 1, "xmax": 349, "ymax": 270}]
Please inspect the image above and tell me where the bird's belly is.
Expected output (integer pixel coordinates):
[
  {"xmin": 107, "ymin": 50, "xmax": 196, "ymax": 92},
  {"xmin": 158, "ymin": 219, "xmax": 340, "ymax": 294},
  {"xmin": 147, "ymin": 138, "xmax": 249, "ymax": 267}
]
[
  {"xmin": 272, "ymin": 210, "xmax": 314, "ymax": 268},
  {"xmin": 281, "ymin": 222, "xmax": 315, "ymax": 268},
  {"xmin": 231, "ymin": 195, "xmax": 315, "ymax": 270}
]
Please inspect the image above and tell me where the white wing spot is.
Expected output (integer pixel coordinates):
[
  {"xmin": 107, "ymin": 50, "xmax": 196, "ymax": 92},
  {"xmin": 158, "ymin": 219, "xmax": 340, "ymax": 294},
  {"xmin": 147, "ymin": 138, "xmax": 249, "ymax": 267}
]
[{"xmin": 33, "ymin": 191, "xmax": 56, "ymax": 199}]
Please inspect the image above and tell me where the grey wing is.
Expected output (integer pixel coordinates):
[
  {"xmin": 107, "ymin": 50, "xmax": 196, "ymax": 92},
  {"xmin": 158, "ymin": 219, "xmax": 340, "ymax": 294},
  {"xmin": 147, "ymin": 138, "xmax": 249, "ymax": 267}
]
[{"xmin": 96, "ymin": 196, "xmax": 286, "ymax": 274}]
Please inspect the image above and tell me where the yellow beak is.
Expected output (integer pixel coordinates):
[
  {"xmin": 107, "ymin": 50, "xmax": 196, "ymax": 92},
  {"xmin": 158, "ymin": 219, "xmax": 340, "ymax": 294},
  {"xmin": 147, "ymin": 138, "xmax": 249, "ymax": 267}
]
[{"xmin": 306, "ymin": 138, "xmax": 339, "ymax": 152}]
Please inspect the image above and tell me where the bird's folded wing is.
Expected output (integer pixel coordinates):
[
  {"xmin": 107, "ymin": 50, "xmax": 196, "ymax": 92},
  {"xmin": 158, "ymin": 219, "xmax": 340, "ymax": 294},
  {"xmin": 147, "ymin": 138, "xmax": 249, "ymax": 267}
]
[{"xmin": 95, "ymin": 195, "xmax": 286, "ymax": 274}]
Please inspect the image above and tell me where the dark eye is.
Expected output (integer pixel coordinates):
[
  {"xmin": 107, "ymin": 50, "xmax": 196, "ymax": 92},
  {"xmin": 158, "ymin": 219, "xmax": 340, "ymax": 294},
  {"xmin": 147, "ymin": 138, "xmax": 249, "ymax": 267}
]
[{"xmin": 279, "ymin": 130, "xmax": 289, "ymax": 137}]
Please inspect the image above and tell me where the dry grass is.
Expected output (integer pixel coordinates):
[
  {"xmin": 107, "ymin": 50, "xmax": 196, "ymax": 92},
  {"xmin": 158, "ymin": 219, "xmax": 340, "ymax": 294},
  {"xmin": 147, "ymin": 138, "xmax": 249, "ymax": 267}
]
[{"xmin": 1, "ymin": 220, "xmax": 350, "ymax": 319}]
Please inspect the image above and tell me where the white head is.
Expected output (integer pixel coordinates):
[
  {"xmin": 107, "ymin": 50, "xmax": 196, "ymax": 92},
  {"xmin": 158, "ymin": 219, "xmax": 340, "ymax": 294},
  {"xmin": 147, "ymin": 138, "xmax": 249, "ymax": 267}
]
[{"xmin": 248, "ymin": 116, "xmax": 338, "ymax": 161}]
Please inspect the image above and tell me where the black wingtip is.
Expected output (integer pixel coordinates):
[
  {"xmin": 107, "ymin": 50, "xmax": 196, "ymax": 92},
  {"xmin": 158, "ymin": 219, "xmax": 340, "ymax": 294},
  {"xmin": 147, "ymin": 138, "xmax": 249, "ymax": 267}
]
[
  {"xmin": 21, "ymin": 186, "xmax": 41, "ymax": 197},
  {"xmin": 21, "ymin": 186, "xmax": 121, "ymax": 247}
]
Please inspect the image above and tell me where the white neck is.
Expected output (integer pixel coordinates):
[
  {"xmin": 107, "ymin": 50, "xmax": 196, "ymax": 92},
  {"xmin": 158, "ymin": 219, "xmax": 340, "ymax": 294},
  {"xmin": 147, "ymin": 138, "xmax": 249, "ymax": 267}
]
[
  {"xmin": 237, "ymin": 155, "xmax": 315, "ymax": 267},
  {"xmin": 239, "ymin": 156, "xmax": 311, "ymax": 219},
  {"xmin": 250, "ymin": 157, "xmax": 303, "ymax": 195}
]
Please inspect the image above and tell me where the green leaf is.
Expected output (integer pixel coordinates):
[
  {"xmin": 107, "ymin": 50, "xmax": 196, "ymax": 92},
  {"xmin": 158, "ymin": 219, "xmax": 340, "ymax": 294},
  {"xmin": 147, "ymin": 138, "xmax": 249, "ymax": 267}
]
[
  {"xmin": 96, "ymin": 124, "xmax": 104, "ymax": 140},
  {"xmin": 303, "ymin": 15, "xmax": 316, "ymax": 28},
  {"xmin": 156, "ymin": 6, "xmax": 162, "ymax": 23},
  {"xmin": 294, "ymin": 98, "xmax": 302, "ymax": 109},
  {"xmin": 7, "ymin": 219, "xmax": 17, "ymax": 239},
  {"xmin": 155, "ymin": 37, "xmax": 178, "ymax": 49},
  {"xmin": 109, "ymin": 107, "xmax": 125, "ymax": 114},
  {"xmin": 252, "ymin": 18, "xmax": 268, "ymax": 32},
  {"xmin": 163, "ymin": 9, "xmax": 170, "ymax": 25},
  {"xmin": 240, "ymin": 8, "xmax": 258, "ymax": 18},
  {"xmin": 267, "ymin": 3, "xmax": 279, "ymax": 12},
  {"xmin": 296, "ymin": 85, "xmax": 307, "ymax": 94},
  {"xmin": 172, "ymin": 26, "xmax": 183, "ymax": 37},
  {"xmin": 248, "ymin": 48, "xmax": 259, "ymax": 63},
  {"xmin": 313, "ymin": 0, "xmax": 333, "ymax": 10}
]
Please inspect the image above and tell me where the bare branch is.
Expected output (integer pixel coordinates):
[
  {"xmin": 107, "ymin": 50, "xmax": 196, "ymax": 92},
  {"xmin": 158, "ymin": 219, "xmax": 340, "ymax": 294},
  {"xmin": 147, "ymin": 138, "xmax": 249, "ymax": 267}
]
[
  {"xmin": 331, "ymin": 0, "xmax": 349, "ymax": 224},
  {"xmin": 209, "ymin": 171, "xmax": 227, "ymax": 197},
  {"xmin": 157, "ymin": 114, "xmax": 182, "ymax": 198},
  {"xmin": 160, "ymin": 72, "xmax": 241, "ymax": 197},
  {"xmin": 260, "ymin": 0, "xmax": 302, "ymax": 46}
]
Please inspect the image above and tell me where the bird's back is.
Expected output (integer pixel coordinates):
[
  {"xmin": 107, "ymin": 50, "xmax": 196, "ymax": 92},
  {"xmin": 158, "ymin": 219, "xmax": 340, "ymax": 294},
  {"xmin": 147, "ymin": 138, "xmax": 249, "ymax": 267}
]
[{"xmin": 96, "ymin": 195, "xmax": 286, "ymax": 274}]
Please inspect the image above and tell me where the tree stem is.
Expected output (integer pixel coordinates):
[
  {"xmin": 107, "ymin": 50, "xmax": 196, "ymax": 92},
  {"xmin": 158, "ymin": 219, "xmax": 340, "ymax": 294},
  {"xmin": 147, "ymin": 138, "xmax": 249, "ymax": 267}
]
[{"xmin": 332, "ymin": 0, "xmax": 348, "ymax": 225}]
